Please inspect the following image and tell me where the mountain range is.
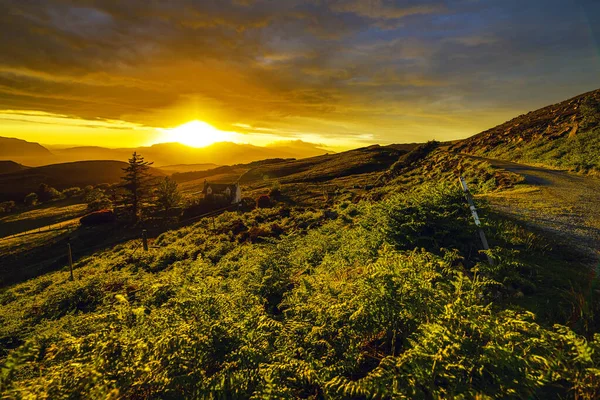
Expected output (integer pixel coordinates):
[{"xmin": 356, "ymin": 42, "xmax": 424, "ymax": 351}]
[{"xmin": 0, "ymin": 139, "xmax": 331, "ymax": 167}]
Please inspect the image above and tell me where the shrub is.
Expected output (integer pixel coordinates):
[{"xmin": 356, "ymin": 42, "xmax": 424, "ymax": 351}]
[
  {"xmin": 62, "ymin": 187, "xmax": 82, "ymax": 198},
  {"xmin": 36, "ymin": 183, "xmax": 62, "ymax": 203},
  {"xmin": 256, "ymin": 195, "xmax": 271, "ymax": 209},
  {"xmin": 23, "ymin": 192, "xmax": 38, "ymax": 206},
  {"xmin": 0, "ymin": 200, "xmax": 15, "ymax": 213},
  {"xmin": 87, "ymin": 197, "xmax": 112, "ymax": 212},
  {"xmin": 269, "ymin": 182, "xmax": 281, "ymax": 198}
]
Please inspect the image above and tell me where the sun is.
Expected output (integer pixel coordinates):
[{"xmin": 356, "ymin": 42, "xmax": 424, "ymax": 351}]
[{"xmin": 158, "ymin": 120, "xmax": 235, "ymax": 147}]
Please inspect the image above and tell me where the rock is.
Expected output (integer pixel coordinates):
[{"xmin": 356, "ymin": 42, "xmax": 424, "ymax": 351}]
[{"xmin": 568, "ymin": 123, "xmax": 579, "ymax": 139}]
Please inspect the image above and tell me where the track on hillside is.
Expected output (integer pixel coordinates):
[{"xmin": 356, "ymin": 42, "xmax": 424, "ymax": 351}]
[{"xmin": 462, "ymin": 154, "xmax": 600, "ymax": 263}]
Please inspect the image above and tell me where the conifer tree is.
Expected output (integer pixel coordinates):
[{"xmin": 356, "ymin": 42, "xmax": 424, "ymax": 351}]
[{"xmin": 121, "ymin": 152, "xmax": 153, "ymax": 222}]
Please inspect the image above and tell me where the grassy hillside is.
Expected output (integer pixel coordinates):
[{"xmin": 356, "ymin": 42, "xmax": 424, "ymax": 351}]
[
  {"xmin": 1, "ymin": 151, "xmax": 599, "ymax": 397},
  {"xmin": 239, "ymin": 145, "xmax": 406, "ymax": 184},
  {"xmin": 452, "ymin": 88, "xmax": 600, "ymax": 172},
  {"xmin": 0, "ymin": 161, "xmax": 164, "ymax": 202}
]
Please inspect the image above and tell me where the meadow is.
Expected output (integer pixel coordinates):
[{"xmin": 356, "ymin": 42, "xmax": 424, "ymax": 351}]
[{"xmin": 1, "ymin": 148, "xmax": 598, "ymax": 398}]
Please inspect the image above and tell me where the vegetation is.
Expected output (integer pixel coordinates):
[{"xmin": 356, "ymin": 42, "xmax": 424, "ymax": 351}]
[
  {"xmin": 0, "ymin": 201, "xmax": 15, "ymax": 214},
  {"xmin": 23, "ymin": 193, "xmax": 37, "ymax": 206},
  {"xmin": 1, "ymin": 168, "xmax": 598, "ymax": 398},
  {"xmin": 62, "ymin": 187, "xmax": 82, "ymax": 198},
  {"xmin": 121, "ymin": 152, "xmax": 154, "ymax": 222},
  {"xmin": 581, "ymin": 96, "xmax": 600, "ymax": 130},
  {"xmin": 36, "ymin": 183, "xmax": 61, "ymax": 203},
  {"xmin": 484, "ymin": 127, "xmax": 600, "ymax": 173},
  {"xmin": 256, "ymin": 194, "xmax": 271, "ymax": 208},
  {"xmin": 155, "ymin": 177, "xmax": 182, "ymax": 217}
]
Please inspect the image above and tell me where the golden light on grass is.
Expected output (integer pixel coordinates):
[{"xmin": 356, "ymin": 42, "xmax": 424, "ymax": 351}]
[{"xmin": 158, "ymin": 120, "xmax": 235, "ymax": 147}]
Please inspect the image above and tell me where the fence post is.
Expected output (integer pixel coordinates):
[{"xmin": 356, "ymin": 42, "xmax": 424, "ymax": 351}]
[
  {"xmin": 142, "ymin": 229, "xmax": 148, "ymax": 251},
  {"xmin": 67, "ymin": 242, "xmax": 74, "ymax": 281},
  {"xmin": 459, "ymin": 176, "xmax": 494, "ymax": 266}
]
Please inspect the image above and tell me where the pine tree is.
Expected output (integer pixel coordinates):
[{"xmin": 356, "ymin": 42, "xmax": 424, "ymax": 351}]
[
  {"xmin": 121, "ymin": 152, "xmax": 153, "ymax": 222},
  {"xmin": 155, "ymin": 176, "xmax": 181, "ymax": 218}
]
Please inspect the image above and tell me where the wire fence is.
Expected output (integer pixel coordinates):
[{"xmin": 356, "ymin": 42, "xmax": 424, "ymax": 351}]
[{"xmin": 0, "ymin": 203, "xmax": 243, "ymax": 285}]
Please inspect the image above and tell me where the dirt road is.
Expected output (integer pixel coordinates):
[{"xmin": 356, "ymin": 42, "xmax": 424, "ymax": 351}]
[{"xmin": 465, "ymin": 155, "xmax": 600, "ymax": 263}]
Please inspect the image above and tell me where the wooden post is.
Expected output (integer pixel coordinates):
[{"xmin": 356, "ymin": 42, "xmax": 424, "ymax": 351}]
[
  {"xmin": 67, "ymin": 242, "xmax": 74, "ymax": 281},
  {"xmin": 142, "ymin": 229, "xmax": 148, "ymax": 251},
  {"xmin": 459, "ymin": 176, "xmax": 494, "ymax": 265}
]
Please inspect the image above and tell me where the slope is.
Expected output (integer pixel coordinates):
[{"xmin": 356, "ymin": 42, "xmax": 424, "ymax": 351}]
[
  {"xmin": 451, "ymin": 88, "xmax": 600, "ymax": 172},
  {"xmin": 0, "ymin": 161, "xmax": 29, "ymax": 175},
  {"xmin": 0, "ymin": 160, "xmax": 164, "ymax": 201}
]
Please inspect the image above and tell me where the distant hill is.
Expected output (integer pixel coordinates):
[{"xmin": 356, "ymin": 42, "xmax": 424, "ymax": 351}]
[
  {"xmin": 452, "ymin": 88, "xmax": 600, "ymax": 171},
  {"xmin": 265, "ymin": 140, "xmax": 331, "ymax": 159},
  {"xmin": 0, "ymin": 160, "xmax": 29, "ymax": 175},
  {"xmin": 0, "ymin": 137, "xmax": 54, "ymax": 166},
  {"xmin": 39, "ymin": 141, "xmax": 330, "ymax": 167},
  {"xmin": 0, "ymin": 160, "xmax": 164, "ymax": 202},
  {"xmin": 157, "ymin": 163, "xmax": 219, "ymax": 174}
]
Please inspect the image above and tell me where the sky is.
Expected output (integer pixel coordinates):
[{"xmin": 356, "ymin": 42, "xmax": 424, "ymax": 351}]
[{"xmin": 0, "ymin": 0, "xmax": 599, "ymax": 149}]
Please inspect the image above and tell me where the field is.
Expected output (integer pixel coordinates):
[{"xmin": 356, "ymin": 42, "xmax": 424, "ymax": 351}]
[{"xmin": 1, "ymin": 143, "xmax": 599, "ymax": 398}]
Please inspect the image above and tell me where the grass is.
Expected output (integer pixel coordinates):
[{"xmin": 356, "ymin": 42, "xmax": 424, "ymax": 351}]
[
  {"xmin": 1, "ymin": 146, "xmax": 599, "ymax": 398},
  {"xmin": 485, "ymin": 127, "xmax": 600, "ymax": 174},
  {"xmin": 0, "ymin": 200, "xmax": 87, "ymax": 238}
]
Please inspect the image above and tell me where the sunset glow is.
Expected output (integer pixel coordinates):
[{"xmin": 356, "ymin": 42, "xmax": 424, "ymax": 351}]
[
  {"xmin": 0, "ymin": 1, "xmax": 598, "ymax": 148},
  {"xmin": 156, "ymin": 120, "xmax": 236, "ymax": 147}
]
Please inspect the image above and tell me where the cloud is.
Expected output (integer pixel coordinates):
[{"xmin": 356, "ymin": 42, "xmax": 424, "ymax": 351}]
[{"xmin": 0, "ymin": 0, "xmax": 599, "ymax": 145}]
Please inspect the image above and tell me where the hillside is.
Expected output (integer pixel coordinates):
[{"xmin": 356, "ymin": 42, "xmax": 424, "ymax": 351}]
[
  {"xmin": 1, "ymin": 159, "xmax": 599, "ymax": 397},
  {"xmin": 0, "ymin": 161, "xmax": 29, "ymax": 175},
  {"xmin": 239, "ymin": 144, "xmax": 407, "ymax": 184},
  {"xmin": 452, "ymin": 88, "xmax": 600, "ymax": 171},
  {"xmin": 0, "ymin": 160, "xmax": 164, "ymax": 201},
  {"xmin": 156, "ymin": 163, "xmax": 219, "ymax": 174}
]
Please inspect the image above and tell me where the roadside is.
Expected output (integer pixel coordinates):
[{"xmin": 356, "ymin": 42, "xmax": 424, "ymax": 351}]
[{"xmin": 465, "ymin": 155, "xmax": 600, "ymax": 264}]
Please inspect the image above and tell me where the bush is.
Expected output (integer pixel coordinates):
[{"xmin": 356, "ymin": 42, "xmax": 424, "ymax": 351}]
[
  {"xmin": 87, "ymin": 197, "xmax": 112, "ymax": 212},
  {"xmin": 0, "ymin": 200, "xmax": 15, "ymax": 213},
  {"xmin": 80, "ymin": 210, "xmax": 117, "ymax": 225},
  {"xmin": 62, "ymin": 187, "xmax": 82, "ymax": 198},
  {"xmin": 23, "ymin": 192, "xmax": 38, "ymax": 206},
  {"xmin": 269, "ymin": 182, "xmax": 281, "ymax": 198},
  {"xmin": 256, "ymin": 195, "xmax": 271, "ymax": 209},
  {"xmin": 36, "ymin": 183, "xmax": 62, "ymax": 203}
]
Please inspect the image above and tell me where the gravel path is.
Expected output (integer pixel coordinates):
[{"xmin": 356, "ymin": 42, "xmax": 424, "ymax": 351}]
[{"xmin": 466, "ymin": 155, "xmax": 600, "ymax": 264}]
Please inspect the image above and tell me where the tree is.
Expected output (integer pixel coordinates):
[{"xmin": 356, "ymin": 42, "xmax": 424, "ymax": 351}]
[
  {"xmin": 121, "ymin": 152, "xmax": 154, "ymax": 222},
  {"xmin": 24, "ymin": 192, "xmax": 38, "ymax": 206},
  {"xmin": 37, "ymin": 183, "xmax": 61, "ymax": 203},
  {"xmin": 155, "ymin": 176, "xmax": 181, "ymax": 217}
]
